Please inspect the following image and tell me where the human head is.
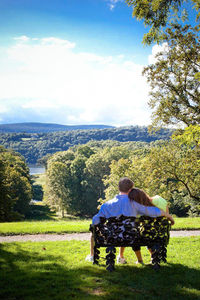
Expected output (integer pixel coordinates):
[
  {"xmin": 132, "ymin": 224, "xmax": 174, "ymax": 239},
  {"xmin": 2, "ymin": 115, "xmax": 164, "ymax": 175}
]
[
  {"xmin": 128, "ymin": 188, "xmax": 154, "ymax": 206},
  {"xmin": 118, "ymin": 177, "xmax": 134, "ymax": 194}
]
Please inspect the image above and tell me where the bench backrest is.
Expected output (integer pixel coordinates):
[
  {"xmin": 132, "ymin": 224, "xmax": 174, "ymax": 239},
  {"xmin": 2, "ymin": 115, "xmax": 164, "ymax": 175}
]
[{"xmin": 91, "ymin": 215, "xmax": 170, "ymax": 247}]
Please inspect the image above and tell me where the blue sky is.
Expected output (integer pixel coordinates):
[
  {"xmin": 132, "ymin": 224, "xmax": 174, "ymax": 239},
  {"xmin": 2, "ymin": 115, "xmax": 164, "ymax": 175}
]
[
  {"xmin": 0, "ymin": 0, "xmax": 196, "ymax": 126},
  {"xmin": 0, "ymin": 0, "xmax": 150, "ymax": 60}
]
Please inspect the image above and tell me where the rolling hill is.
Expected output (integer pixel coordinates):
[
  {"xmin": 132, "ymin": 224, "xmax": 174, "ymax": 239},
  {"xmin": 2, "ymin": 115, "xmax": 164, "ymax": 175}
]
[
  {"xmin": 0, "ymin": 122, "xmax": 114, "ymax": 133},
  {"xmin": 0, "ymin": 125, "xmax": 173, "ymax": 163}
]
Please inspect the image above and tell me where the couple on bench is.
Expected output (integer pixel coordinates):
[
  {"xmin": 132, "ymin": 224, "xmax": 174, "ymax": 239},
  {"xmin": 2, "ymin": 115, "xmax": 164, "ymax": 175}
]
[{"xmin": 86, "ymin": 177, "xmax": 174, "ymax": 265}]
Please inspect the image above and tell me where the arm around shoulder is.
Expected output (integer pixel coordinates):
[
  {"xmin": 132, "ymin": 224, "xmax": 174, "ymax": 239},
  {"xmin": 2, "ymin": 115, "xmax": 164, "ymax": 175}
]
[{"xmin": 161, "ymin": 211, "xmax": 175, "ymax": 225}]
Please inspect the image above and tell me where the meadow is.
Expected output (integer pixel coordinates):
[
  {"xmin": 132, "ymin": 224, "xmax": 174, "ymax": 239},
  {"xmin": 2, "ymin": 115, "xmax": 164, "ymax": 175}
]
[
  {"xmin": 0, "ymin": 217, "xmax": 199, "ymax": 235},
  {"xmin": 0, "ymin": 237, "xmax": 200, "ymax": 300}
]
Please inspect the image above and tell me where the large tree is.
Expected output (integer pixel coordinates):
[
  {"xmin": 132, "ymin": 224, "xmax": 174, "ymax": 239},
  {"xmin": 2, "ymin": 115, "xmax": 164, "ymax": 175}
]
[
  {"xmin": 143, "ymin": 24, "xmax": 200, "ymax": 127},
  {"xmin": 44, "ymin": 145, "xmax": 132, "ymax": 216},
  {"xmin": 102, "ymin": 140, "xmax": 200, "ymax": 216},
  {"xmin": 0, "ymin": 147, "xmax": 32, "ymax": 221}
]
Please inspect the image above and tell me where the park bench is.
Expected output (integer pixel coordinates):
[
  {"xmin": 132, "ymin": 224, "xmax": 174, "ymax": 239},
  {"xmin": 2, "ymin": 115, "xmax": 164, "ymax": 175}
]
[{"xmin": 90, "ymin": 215, "xmax": 171, "ymax": 271}]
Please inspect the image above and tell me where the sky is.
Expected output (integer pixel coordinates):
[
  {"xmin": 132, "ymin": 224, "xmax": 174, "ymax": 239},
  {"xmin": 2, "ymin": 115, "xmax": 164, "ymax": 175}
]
[{"xmin": 0, "ymin": 0, "xmax": 195, "ymax": 127}]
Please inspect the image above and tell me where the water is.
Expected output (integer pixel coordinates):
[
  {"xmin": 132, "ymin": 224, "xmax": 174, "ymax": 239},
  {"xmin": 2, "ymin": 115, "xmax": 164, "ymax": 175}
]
[{"xmin": 29, "ymin": 165, "xmax": 45, "ymax": 175}]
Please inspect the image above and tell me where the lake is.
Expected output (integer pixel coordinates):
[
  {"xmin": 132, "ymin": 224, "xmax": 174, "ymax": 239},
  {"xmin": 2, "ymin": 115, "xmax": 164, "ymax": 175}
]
[{"xmin": 29, "ymin": 165, "xmax": 45, "ymax": 175}]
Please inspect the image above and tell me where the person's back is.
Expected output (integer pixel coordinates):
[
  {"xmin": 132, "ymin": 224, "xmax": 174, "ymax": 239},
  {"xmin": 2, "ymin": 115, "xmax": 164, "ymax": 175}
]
[
  {"xmin": 92, "ymin": 193, "xmax": 161, "ymax": 225},
  {"xmin": 86, "ymin": 177, "xmax": 134, "ymax": 262},
  {"xmin": 86, "ymin": 177, "xmax": 174, "ymax": 263}
]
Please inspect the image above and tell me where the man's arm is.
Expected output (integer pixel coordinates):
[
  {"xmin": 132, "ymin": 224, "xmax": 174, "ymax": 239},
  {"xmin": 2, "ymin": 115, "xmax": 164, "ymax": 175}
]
[
  {"xmin": 134, "ymin": 201, "xmax": 161, "ymax": 217},
  {"xmin": 134, "ymin": 201, "xmax": 175, "ymax": 225}
]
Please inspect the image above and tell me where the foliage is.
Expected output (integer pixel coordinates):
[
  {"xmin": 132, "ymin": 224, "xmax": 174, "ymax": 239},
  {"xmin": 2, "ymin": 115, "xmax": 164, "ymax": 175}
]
[
  {"xmin": 0, "ymin": 147, "xmax": 32, "ymax": 221},
  {"xmin": 31, "ymin": 184, "xmax": 43, "ymax": 201},
  {"xmin": 101, "ymin": 139, "xmax": 200, "ymax": 216},
  {"xmin": 126, "ymin": 0, "xmax": 199, "ymax": 44},
  {"xmin": 30, "ymin": 173, "xmax": 46, "ymax": 203},
  {"xmin": 42, "ymin": 125, "xmax": 199, "ymax": 218},
  {"xmin": 44, "ymin": 145, "xmax": 132, "ymax": 216},
  {"xmin": 26, "ymin": 203, "xmax": 56, "ymax": 220},
  {"xmin": 0, "ymin": 126, "xmax": 173, "ymax": 163},
  {"xmin": 143, "ymin": 24, "xmax": 200, "ymax": 128},
  {"xmin": 172, "ymin": 124, "xmax": 200, "ymax": 147}
]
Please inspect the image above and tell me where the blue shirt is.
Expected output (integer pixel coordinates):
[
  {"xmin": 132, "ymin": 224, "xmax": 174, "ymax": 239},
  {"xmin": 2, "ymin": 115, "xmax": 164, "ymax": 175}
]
[{"xmin": 92, "ymin": 194, "xmax": 161, "ymax": 225}]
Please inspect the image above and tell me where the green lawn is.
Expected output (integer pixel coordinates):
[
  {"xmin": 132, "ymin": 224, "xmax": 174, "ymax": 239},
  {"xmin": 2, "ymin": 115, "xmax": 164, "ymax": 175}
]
[
  {"xmin": 0, "ymin": 217, "xmax": 199, "ymax": 235},
  {"xmin": 0, "ymin": 219, "xmax": 91, "ymax": 235},
  {"xmin": 31, "ymin": 173, "xmax": 46, "ymax": 186},
  {"xmin": 0, "ymin": 237, "xmax": 200, "ymax": 300},
  {"xmin": 173, "ymin": 217, "xmax": 200, "ymax": 230}
]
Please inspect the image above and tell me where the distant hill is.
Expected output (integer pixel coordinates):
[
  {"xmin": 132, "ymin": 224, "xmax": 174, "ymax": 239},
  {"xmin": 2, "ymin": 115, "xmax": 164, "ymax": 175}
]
[
  {"xmin": 0, "ymin": 125, "xmax": 173, "ymax": 164},
  {"xmin": 0, "ymin": 122, "xmax": 114, "ymax": 133}
]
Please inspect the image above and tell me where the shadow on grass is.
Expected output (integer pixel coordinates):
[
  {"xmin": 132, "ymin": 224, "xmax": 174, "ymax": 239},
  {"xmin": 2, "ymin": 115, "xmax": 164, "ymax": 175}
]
[
  {"xmin": 0, "ymin": 243, "xmax": 199, "ymax": 300},
  {"xmin": 26, "ymin": 204, "xmax": 91, "ymax": 221},
  {"xmin": 26, "ymin": 204, "xmax": 57, "ymax": 221}
]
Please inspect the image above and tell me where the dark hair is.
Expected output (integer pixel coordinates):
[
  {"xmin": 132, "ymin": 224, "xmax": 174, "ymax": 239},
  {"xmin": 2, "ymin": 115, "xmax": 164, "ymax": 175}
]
[
  {"xmin": 128, "ymin": 188, "xmax": 154, "ymax": 207},
  {"xmin": 118, "ymin": 177, "xmax": 134, "ymax": 193}
]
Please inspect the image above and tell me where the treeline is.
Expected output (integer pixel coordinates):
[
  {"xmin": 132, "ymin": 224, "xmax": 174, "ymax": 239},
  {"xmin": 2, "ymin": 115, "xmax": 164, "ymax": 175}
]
[
  {"xmin": 0, "ymin": 122, "xmax": 113, "ymax": 133},
  {"xmin": 0, "ymin": 146, "xmax": 32, "ymax": 221},
  {"xmin": 1, "ymin": 126, "xmax": 199, "ymax": 221},
  {"xmin": 44, "ymin": 125, "xmax": 200, "ymax": 218},
  {"xmin": 0, "ymin": 126, "xmax": 172, "ymax": 163}
]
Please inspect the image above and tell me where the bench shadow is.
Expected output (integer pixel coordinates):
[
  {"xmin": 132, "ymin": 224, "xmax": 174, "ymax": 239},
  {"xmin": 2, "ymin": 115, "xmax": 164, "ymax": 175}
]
[{"xmin": 0, "ymin": 243, "xmax": 199, "ymax": 300}]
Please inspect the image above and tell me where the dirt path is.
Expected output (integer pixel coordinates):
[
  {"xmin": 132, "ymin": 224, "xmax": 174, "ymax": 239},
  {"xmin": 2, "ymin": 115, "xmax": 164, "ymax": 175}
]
[{"xmin": 0, "ymin": 231, "xmax": 200, "ymax": 243}]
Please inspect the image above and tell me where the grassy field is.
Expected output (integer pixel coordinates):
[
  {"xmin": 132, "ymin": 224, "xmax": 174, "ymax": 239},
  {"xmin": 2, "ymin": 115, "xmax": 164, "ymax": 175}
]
[
  {"xmin": 172, "ymin": 217, "xmax": 200, "ymax": 230},
  {"xmin": 31, "ymin": 173, "xmax": 46, "ymax": 186},
  {"xmin": 0, "ymin": 217, "xmax": 199, "ymax": 235},
  {"xmin": 0, "ymin": 219, "xmax": 91, "ymax": 235},
  {"xmin": 0, "ymin": 237, "xmax": 199, "ymax": 300}
]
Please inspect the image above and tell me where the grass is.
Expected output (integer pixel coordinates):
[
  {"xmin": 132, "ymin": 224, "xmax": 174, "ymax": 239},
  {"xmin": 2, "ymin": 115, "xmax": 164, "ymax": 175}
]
[
  {"xmin": 172, "ymin": 217, "xmax": 200, "ymax": 230},
  {"xmin": 0, "ymin": 219, "xmax": 91, "ymax": 235},
  {"xmin": 0, "ymin": 237, "xmax": 200, "ymax": 299},
  {"xmin": 31, "ymin": 173, "xmax": 46, "ymax": 186},
  {"xmin": 0, "ymin": 217, "xmax": 199, "ymax": 236}
]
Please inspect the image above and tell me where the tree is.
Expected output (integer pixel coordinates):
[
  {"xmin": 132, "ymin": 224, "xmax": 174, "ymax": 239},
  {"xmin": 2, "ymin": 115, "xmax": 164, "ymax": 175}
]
[
  {"xmin": 143, "ymin": 24, "xmax": 200, "ymax": 127},
  {"xmin": 172, "ymin": 124, "xmax": 200, "ymax": 147},
  {"xmin": 44, "ymin": 145, "xmax": 134, "ymax": 216},
  {"xmin": 101, "ymin": 140, "xmax": 200, "ymax": 216},
  {"xmin": 126, "ymin": 0, "xmax": 199, "ymax": 44},
  {"xmin": 0, "ymin": 158, "xmax": 12, "ymax": 221},
  {"xmin": 0, "ymin": 147, "xmax": 32, "ymax": 221},
  {"xmin": 44, "ymin": 150, "xmax": 75, "ymax": 215}
]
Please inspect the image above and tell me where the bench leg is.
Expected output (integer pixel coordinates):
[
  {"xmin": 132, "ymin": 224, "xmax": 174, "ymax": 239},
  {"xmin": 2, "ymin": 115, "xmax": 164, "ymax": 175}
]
[
  {"xmin": 151, "ymin": 244, "xmax": 162, "ymax": 270},
  {"xmin": 93, "ymin": 246, "xmax": 100, "ymax": 265},
  {"xmin": 106, "ymin": 246, "xmax": 116, "ymax": 272},
  {"xmin": 160, "ymin": 245, "xmax": 167, "ymax": 263}
]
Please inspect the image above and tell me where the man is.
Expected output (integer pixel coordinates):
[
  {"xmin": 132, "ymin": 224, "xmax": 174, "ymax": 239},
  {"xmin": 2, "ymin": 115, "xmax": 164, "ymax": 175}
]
[{"xmin": 85, "ymin": 177, "xmax": 174, "ymax": 263}]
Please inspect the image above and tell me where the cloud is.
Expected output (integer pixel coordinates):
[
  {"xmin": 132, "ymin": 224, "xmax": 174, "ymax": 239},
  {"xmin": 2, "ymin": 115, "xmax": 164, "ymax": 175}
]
[
  {"xmin": 106, "ymin": 0, "xmax": 123, "ymax": 11},
  {"xmin": 0, "ymin": 35, "xmax": 151, "ymax": 126},
  {"xmin": 148, "ymin": 43, "xmax": 169, "ymax": 64}
]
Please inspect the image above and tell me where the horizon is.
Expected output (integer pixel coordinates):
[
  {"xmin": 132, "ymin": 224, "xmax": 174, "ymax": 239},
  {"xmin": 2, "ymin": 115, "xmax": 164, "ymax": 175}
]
[
  {"xmin": 0, "ymin": 121, "xmax": 151, "ymax": 128},
  {"xmin": 0, "ymin": 0, "xmax": 195, "ymax": 127}
]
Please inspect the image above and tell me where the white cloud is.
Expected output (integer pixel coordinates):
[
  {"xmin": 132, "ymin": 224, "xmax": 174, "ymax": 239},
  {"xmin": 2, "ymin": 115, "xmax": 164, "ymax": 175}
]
[
  {"xmin": 13, "ymin": 35, "xmax": 30, "ymax": 42},
  {"xmin": 106, "ymin": 0, "xmax": 123, "ymax": 11},
  {"xmin": 0, "ymin": 36, "xmax": 151, "ymax": 126},
  {"xmin": 148, "ymin": 42, "xmax": 169, "ymax": 64}
]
